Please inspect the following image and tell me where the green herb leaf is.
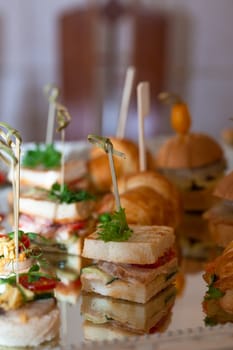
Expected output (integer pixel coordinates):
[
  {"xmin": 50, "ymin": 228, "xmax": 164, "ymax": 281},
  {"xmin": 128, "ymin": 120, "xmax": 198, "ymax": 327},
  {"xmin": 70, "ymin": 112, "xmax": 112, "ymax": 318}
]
[
  {"xmin": 204, "ymin": 316, "xmax": 217, "ymax": 326},
  {"xmin": 204, "ymin": 285, "xmax": 224, "ymax": 300},
  {"xmin": 0, "ymin": 275, "xmax": 17, "ymax": 285},
  {"xmin": 8, "ymin": 230, "xmax": 24, "ymax": 240},
  {"xmin": 97, "ymin": 207, "xmax": 132, "ymax": 242},
  {"xmin": 22, "ymin": 144, "xmax": 61, "ymax": 169},
  {"xmin": 28, "ymin": 264, "xmax": 40, "ymax": 273},
  {"xmin": 98, "ymin": 213, "xmax": 112, "ymax": 223},
  {"xmin": 204, "ymin": 274, "xmax": 224, "ymax": 301},
  {"xmin": 49, "ymin": 182, "xmax": 95, "ymax": 203}
]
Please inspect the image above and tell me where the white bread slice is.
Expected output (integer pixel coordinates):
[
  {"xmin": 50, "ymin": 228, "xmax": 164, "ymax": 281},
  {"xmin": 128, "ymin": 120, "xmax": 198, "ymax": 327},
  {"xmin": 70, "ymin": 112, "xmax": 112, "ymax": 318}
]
[
  {"xmin": 0, "ymin": 299, "xmax": 60, "ymax": 347},
  {"xmin": 82, "ymin": 225, "xmax": 175, "ymax": 265},
  {"xmin": 81, "ymin": 261, "xmax": 177, "ymax": 303},
  {"xmin": 81, "ymin": 284, "xmax": 176, "ymax": 333},
  {"xmin": 19, "ymin": 159, "xmax": 87, "ymax": 190},
  {"xmin": 19, "ymin": 196, "xmax": 95, "ymax": 222}
]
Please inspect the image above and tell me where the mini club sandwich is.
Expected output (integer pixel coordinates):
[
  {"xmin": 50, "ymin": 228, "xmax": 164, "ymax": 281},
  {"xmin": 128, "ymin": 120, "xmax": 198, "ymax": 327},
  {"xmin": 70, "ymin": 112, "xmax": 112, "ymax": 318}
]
[
  {"xmin": 19, "ymin": 143, "xmax": 88, "ymax": 190},
  {"xmin": 81, "ymin": 284, "xmax": 176, "ymax": 339},
  {"xmin": 202, "ymin": 241, "xmax": 233, "ymax": 326},
  {"xmin": 19, "ymin": 183, "xmax": 96, "ymax": 255},
  {"xmin": 81, "ymin": 209, "xmax": 178, "ymax": 304},
  {"xmin": 0, "ymin": 262, "xmax": 60, "ymax": 348}
]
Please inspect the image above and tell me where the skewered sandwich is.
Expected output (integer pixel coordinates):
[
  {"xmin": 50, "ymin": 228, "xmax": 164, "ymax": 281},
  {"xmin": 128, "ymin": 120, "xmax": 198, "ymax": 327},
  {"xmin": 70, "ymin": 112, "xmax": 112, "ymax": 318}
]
[
  {"xmin": 19, "ymin": 184, "xmax": 96, "ymax": 255},
  {"xmin": 81, "ymin": 221, "xmax": 178, "ymax": 304}
]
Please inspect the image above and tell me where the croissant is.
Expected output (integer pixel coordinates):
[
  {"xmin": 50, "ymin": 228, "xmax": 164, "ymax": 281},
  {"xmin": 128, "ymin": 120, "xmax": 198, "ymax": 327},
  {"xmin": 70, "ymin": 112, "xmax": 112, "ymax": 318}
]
[
  {"xmin": 97, "ymin": 170, "xmax": 182, "ymax": 229},
  {"xmin": 87, "ymin": 137, "xmax": 154, "ymax": 193},
  {"xmin": 203, "ymin": 241, "xmax": 233, "ymax": 316},
  {"xmin": 117, "ymin": 170, "xmax": 182, "ymax": 228}
]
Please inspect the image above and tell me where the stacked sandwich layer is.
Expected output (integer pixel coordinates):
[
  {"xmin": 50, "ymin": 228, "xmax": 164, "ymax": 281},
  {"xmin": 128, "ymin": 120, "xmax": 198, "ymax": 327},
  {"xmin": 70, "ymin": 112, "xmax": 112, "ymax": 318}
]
[
  {"xmin": 19, "ymin": 186, "xmax": 96, "ymax": 255},
  {"xmin": 81, "ymin": 225, "xmax": 177, "ymax": 338}
]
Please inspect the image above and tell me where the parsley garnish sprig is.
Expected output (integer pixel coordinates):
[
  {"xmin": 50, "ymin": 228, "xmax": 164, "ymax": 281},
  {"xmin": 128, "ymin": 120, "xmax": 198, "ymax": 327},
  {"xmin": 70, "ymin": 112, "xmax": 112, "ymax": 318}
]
[
  {"xmin": 97, "ymin": 207, "xmax": 132, "ymax": 242},
  {"xmin": 22, "ymin": 144, "xmax": 61, "ymax": 169},
  {"xmin": 49, "ymin": 182, "xmax": 95, "ymax": 203},
  {"xmin": 0, "ymin": 263, "xmax": 58, "ymax": 286},
  {"xmin": 204, "ymin": 274, "xmax": 224, "ymax": 300}
]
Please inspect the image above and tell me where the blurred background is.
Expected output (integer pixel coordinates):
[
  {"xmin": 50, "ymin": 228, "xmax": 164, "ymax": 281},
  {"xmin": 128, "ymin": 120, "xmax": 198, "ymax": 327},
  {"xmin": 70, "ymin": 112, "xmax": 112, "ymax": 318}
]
[{"xmin": 0, "ymin": 0, "xmax": 233, "ymax": 142}]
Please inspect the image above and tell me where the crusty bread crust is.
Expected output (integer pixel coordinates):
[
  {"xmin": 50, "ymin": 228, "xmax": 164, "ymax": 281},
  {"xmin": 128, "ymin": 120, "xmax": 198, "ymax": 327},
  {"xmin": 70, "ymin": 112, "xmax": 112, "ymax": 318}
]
[{"xmin": 82, "ymin": 225, "xmax": 175, "ymax": 264}]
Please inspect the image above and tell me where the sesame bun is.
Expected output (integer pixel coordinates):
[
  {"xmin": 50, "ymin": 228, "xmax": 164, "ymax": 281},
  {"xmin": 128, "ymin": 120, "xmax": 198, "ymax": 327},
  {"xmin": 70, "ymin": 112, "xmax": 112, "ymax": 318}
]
[
  {"xmin": 156, "ymin": 133, "xmax": 223, "ymax": 169},
  {"xmin": 213, "ymin": 170, "xmax": 233, "ymax": 200}
]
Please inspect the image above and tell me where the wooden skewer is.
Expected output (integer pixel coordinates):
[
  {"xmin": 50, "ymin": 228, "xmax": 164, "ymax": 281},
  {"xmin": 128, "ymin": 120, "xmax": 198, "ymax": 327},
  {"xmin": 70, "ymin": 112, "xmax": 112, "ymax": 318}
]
[
  {"xmin": 116, "ymin": 66, "xmax": 135, "ymax": 138},
  {"xmin": 45, "ymin": 84, "xmax": 59, "ymax": 145},
  {"xmin": 137, "ymin": 82, "xmax": 150, "ymax": 172}
]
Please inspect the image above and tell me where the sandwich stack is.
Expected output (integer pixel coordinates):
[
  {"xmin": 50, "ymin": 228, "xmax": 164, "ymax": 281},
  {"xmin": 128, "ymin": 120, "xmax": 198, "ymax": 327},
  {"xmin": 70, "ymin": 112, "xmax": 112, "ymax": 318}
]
[
  {"xmin": 81, "ymin": 224, "xmax": 178, "ymax": 338},
  {"xmin": 156, "ymin": 92, "xmax": 225, "ymax": 261},
  {"xmin": 0, "ymin": 123, "xmax": 60, "ymax": 348}
]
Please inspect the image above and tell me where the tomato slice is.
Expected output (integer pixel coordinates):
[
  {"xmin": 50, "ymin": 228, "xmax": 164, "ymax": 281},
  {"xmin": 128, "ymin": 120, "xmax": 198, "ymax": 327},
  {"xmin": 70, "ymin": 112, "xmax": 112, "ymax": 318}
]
[
  {"xmin": 0, "ymin": 172, "xmax": 6, "ymax": 185},
  {"xmin": 19, "ymin": 275, "xmax": 57, "ymax": 292},
  {"xmin": 56, "ymin": 278, "xmax": 81, "ymax": 290},
  {"xmin": 69, "ymin": 221, "xmax": 86, "ymax": 231},
  {"xmin": 134, "ymin": 248, "xmax": 176, "ymax": 269},
  {"xmin": 19, "ymin": 234, "xmax": 30, "ymax": 250}
]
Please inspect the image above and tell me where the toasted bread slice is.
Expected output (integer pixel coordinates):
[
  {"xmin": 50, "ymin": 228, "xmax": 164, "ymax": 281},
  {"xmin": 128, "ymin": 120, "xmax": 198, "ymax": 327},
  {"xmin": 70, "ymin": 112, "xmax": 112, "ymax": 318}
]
[
  {"xmin": 19, "ymin": 159, "xmax": 87, "ymax": 190},
  {"xmin": 82, "ymin": 225, "xmax": 175, "ymax": 265},
  {"xmin": 19, "ymin": 194, "xmax": 95, "ymax": 223}
]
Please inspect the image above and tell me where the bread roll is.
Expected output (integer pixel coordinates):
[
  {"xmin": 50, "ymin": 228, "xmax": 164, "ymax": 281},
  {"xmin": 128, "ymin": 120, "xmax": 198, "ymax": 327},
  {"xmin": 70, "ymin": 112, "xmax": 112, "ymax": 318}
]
[
  {"xmin": 156, "ymin": 133, "xmax": 223, "ymax": 169},
  {"xmin": 88, "ymin": 137, "xmax": 154, "ymax": 193}
]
